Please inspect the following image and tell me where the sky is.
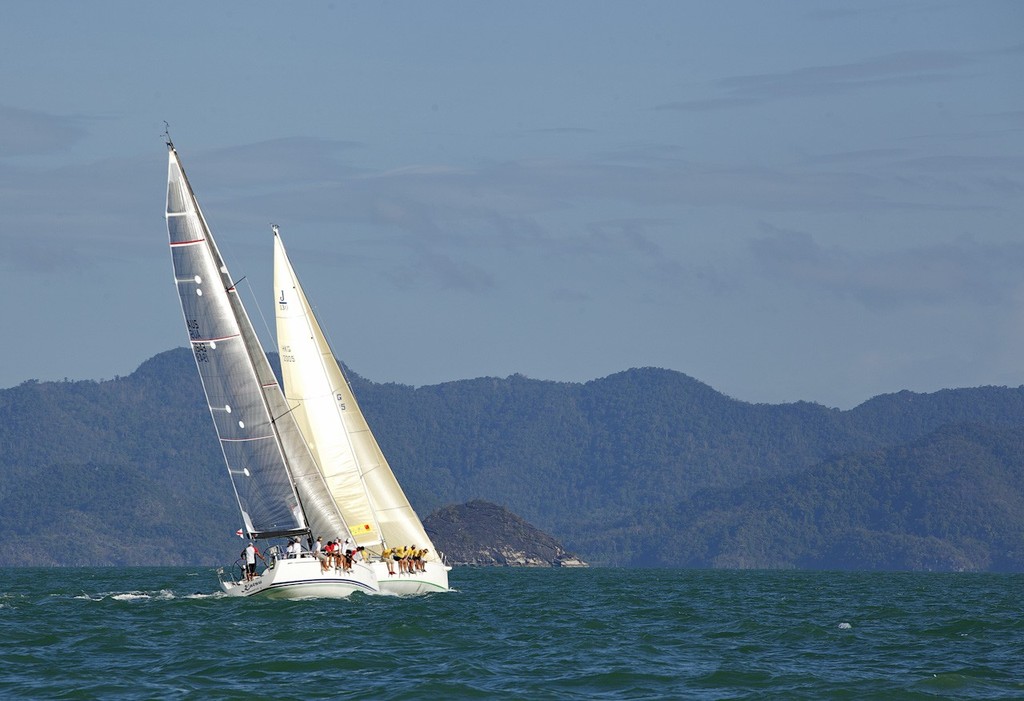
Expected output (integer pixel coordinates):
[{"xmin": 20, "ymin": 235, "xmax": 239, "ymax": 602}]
[{"xmin": 1, "ymin": 1, "xmax": 1022, "ymax": 409}]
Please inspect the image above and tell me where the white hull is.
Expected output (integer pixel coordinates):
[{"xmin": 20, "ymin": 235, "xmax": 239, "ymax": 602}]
[
  {"xmin": 372, "ymin": 560, "xmax": 451, "ymax": 595},
  {"xmin": 220, "ymin": 555, "xmax": 379, "ymax": 599}
]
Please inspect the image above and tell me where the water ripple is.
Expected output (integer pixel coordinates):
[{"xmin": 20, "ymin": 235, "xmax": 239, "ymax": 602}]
[{"xmin": 0, "ymin": 568, "xmax": 1022, "ymax": 699}]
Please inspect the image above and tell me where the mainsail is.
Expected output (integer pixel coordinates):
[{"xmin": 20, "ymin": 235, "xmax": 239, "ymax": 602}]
[
  {"xmin": 273, "ymin": 227, "xmax": 439, "ymax": 559},
  {"xmin": 164, "ymin": 143, "xmax": 350, "ymax": 542}
]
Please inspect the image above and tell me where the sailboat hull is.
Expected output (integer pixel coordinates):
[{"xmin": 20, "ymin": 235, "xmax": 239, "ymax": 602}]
[
  {"xmin": 372, "ymin": 560, "xmax": 451, "ymax": 595},
  {"xmin": 219, "ymin": 555, "xmax": 380, "ymax": 598}
]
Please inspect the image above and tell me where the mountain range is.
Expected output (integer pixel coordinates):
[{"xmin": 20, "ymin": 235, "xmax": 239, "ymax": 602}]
[{"xmin": 1, "ymin": 348, "xmax": 1022, "ymax": 570}]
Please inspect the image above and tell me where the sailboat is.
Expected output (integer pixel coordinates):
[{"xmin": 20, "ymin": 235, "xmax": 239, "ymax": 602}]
[
  {"xmin": 274, "ymin": 226, "xmax": 451, "ymax": 594},
  {"xmin": 164, "ymin": 139, "xmax": 379, "ymax": 598}
]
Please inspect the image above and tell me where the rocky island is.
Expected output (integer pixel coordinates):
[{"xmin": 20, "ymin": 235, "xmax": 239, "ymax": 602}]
[{"xmin": 423, "ymin": 500, "xmax": 588, "ymax": 568}]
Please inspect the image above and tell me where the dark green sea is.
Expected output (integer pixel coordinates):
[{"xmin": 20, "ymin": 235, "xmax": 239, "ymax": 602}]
[{"xmin": 0, "ymin": 568, "xmax": 1020, "ymax": 699}]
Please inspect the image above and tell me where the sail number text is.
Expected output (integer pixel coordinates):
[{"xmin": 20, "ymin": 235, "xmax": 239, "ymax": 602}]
[{"xmin": 188, "ymin": 319, "xmax": 209, "ymax": 363}]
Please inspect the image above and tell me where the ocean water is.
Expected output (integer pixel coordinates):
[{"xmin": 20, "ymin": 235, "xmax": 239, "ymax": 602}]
[{"xmin": 0, "ymin": 568, "xmax": 1020, "ymax": 700}]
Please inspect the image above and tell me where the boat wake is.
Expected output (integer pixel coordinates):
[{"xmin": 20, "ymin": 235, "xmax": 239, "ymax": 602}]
[{"xmin": 73, "ymin": 589, "xmax": 223, "ymax": 601}]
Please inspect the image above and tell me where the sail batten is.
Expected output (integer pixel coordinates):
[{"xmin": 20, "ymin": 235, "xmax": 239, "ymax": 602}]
[{"xmin": 188, "ymin": 334, "xmax": 240, "ymax": 343}]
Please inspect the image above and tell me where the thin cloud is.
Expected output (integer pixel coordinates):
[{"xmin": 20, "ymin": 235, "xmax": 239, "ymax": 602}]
[
  {"xmin": 804, "ymin": 7, "xmax": 868, "ymax": 21},
  {"xmin": 8, "ymin": 134, "xmax": 1008, "ymax": 283},
  {"xmin": 801, "ymin": 148, "xmax": 912, "ymax": 165},
  {"xmin": 218, "ymin": 145, "xmax": 1006, "ymax": 292},
  {"xmin": 548, "ymin": 287, "xmax": 591, "ymax": 304},
  {"xmin": 750, "ymin": 224, "xmax": 1024, "ymax": 309},
  {"xmin": 721, "ymin": 51, "xmax": 969, "ymax": 97},
  {"xmin": 241, "ymin": 134, "xmax": 1018, "ymax": 246},
  {"xmin": 656, "ymin": 50, "xmax": 971, "ymax": 112},
  {"xmin": 989, "ymin": 41, "xmax": 1024, "ymax": 57},
  {"xmin": 385, "ymin": 244, "xmax": 495, "ymax": 294},
  {"xmin": 0, "ymin": 153, "xmax": 156, "ymax": 273},
  {"xmin": 4, "ymin": 235, "xmax": 83, "ymax": 274},
  {"xmin": 655, "ymin": 97, "xmax": 758, "ymax": 113},
  {"xmin": 0, "ymin": 105, "xmax": 87, "ymax": 157},
  {"xmin": 197, "ymin": 137, "xmax": 366, "ymax": 191},
  {"xmin": 989, "ymin": 110, "xmax": 1024, "ymax": 127},
  {"xmin": 524, "ymin": 127, "xmax": 596, "ymax": 135},
  {"xmin": 894, "ymin": 153, "xmax": 1024, "ymax": 173}
]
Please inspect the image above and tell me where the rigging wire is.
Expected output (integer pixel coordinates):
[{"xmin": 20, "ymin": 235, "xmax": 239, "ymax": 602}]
[{"xmin": 245, "ymin": 273, "xmax": 278, "ymax": 361}]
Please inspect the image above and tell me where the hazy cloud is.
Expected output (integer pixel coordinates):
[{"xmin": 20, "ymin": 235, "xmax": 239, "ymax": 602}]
[
  {"xmin": 656, "ymin": 50, "xmax": 971, "ymax": 112},
  {"xmin": 198, "ymin": 138, "xmax": 366, "ymax": 192},
  {"xmin": 991, "ymin": 110, "xmax": 1024, "ymax": 127},
  {"xmin": 751, "ymin": 224, "xmax": 1024, "ymax": 309},
  {"xmin": 0, "ymin": 156, "xmax": 156, "ymax": 273},
  {"xmin": 385, "ymin": 244, "xmax": 496, "ymax": 293},
  {"xmin": 6, "ymin": 129, "xmax": 1013, "ymax": 285},
  {"xmin": 186, "ymin": 139, "xmax": 1020, "ymax": 298},
  {"xmin": 0, "ymin": 105, "xmax": 87, "ymax": 157}
]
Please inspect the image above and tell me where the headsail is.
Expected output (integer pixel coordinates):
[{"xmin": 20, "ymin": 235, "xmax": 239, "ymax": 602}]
[
  {"xmin": 164, "ymin": 143, "xmax": 350, "ymax": 542},
  {"xmin": 274, "ymin": 228, "xmax": 440, "ymax": 559}
]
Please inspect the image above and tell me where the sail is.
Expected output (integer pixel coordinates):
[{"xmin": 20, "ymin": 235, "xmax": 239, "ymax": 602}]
[
  {"xmin": 274, "ymin": 229, "xmax": 439, "ymax": 558},
  {"xmin": 164, "ymin": 144, "xmax": 350, "ymax": 542}
]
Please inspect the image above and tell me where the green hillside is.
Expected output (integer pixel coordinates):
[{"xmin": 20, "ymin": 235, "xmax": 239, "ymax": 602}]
[
  {"xmin": 2, "ymin": 348, "xmax": 1023, "ymax": 570},
  {"xmin": 663, "ymin": 423, "xmax": 1024, "ymax": 570}
]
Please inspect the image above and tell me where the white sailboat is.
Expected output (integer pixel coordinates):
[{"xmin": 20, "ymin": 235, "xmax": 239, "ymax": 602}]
[
  {"xmin": 274, "ymin": 226, "xmax": 451, "ymax": 594},
  {"xmin": 164, "ymin": 139, "xmax": 379, "ymax": 598}
]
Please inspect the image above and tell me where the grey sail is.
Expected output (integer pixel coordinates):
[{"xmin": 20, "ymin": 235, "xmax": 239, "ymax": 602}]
[{"xmin": 164, "ymin": 142, "xmax": 349, "ymax": 542}]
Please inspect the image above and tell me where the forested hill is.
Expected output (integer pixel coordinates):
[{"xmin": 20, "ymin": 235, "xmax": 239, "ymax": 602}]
[
  {"xmin": 1, "ymin": 348, "xmax": 1023, "ymax": 570},
  {"xmin": 664, "ymin": 422, "xmax": 1024, "ymax": 570}
]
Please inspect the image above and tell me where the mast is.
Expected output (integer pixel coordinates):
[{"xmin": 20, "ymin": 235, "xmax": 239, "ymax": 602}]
[{"xmin": 165, "ymin": 142, "xmax": 349, "ymax": 542}]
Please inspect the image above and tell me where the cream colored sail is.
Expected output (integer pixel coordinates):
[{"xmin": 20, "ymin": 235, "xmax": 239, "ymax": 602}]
[{"xmin": 274, "ymin": 228, "xmax": 438, "ymax": 559}]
